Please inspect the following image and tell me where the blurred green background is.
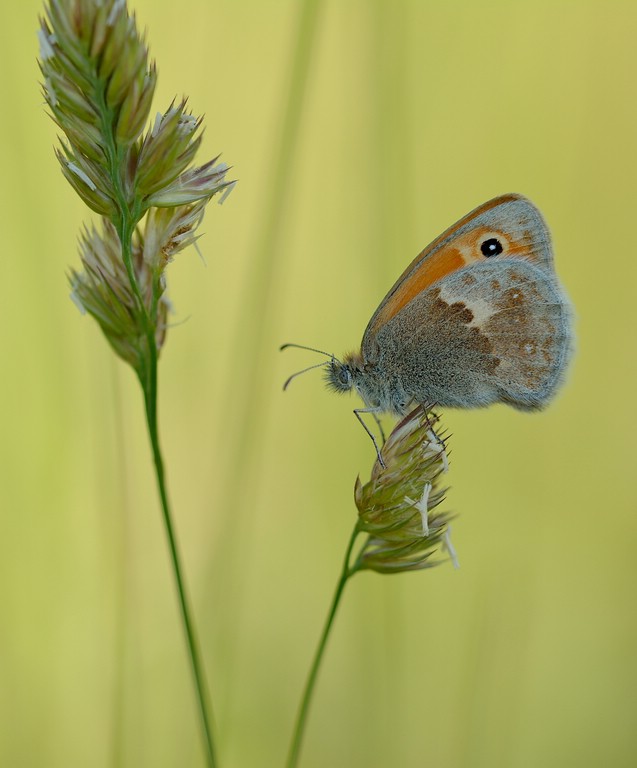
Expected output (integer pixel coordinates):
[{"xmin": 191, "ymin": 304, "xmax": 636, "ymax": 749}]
[{"xmin": 1, "ymin": 1, "xmax": 636, "ymax": 766}]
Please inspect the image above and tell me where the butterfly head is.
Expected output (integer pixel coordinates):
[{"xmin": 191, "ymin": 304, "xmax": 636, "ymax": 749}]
[{"xmin": 325, "ymin": 352, "xmax": 364, "ymax": 394}]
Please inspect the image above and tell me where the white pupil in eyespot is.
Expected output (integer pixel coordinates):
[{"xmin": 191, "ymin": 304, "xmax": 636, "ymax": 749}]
[{"xmin": 481, "ymin": 238, "xmax": 503, "ymax": 257}]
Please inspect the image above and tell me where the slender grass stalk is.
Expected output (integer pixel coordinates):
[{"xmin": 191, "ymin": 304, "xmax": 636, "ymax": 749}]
[
  {"xmin": 286, "ymin": 526, "xmax": 361, "ymax": 768},
  {"xmin": 141, "ymin": 365, "xmax": 217, "ymax": 768},
  {"xmin": 39, "ymin": 3, "xmax": 233, "ymax": 764},
  {"xmin": 286, "ymin": 408, "xmax": 455, "ymax": 767},
  {"xmin": 108, "ymin": 362, "xmax": 130, "ymax": 767}
]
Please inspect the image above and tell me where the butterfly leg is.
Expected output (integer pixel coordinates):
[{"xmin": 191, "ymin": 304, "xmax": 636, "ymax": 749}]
[
  {"xmin": 353, "ymin": 407, "xmax": 386, "ymax": 468},
  {"xmin": 421, "ymin": 401, "xmax": 450, "ymax": 472},
  {"xmin": 372, "ymin": 410, "xmax": 386, "ymax": 444}
]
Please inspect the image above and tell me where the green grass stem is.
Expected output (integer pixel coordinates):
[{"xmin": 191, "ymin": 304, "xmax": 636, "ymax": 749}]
[{"xmin": 286, "ymin": 526, "xmax": 361, "ymax": 768}]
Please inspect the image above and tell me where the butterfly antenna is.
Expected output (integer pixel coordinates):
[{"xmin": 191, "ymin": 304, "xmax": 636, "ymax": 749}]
[
  {"xmin": 280, "ymin": 342, "xmax": 334, "ymax": 358},
  {"xmin": 282, "ymin": 361, "xmax": 330, "ymax": 391}
]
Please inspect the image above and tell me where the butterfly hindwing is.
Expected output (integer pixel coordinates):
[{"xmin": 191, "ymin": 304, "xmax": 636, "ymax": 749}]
[{"xmin": 362, "ymin": 259, "xmax": 572, "ymax": 410}]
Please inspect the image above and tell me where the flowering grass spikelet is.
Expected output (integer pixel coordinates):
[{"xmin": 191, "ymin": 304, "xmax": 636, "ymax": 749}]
[
  {"xmin": 38, "ymin": 0, "xmax": 234, "ymax": 373},
  {"xmin": 353, "ymin": 406, "xmax": 454, "ymax": 574}
]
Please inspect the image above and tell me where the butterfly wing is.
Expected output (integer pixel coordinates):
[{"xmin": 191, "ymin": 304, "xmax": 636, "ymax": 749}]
[
  {"xmin": 360, "ymin": 195, "xmax": 572, "ymax": 410},
  {"xmin": 363, "ymin": 194, "xmax": 554, "ymax": 342}
]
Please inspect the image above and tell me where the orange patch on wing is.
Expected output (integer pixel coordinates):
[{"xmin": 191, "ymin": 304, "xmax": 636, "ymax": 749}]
[{"xmin": 370, "ymin": 246, "xmax": 466, "ymax": 331}]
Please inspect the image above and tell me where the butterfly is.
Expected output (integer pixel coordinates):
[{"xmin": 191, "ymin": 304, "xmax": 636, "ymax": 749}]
[{"xmin": 284, "ymin": 194, "xmax": 573, "ymax": 458}]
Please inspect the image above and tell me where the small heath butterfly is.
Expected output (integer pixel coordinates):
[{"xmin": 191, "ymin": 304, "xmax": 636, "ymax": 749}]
[{"xmin": 284, "ymin": 194, "xmax": 573, "ymax": 455}]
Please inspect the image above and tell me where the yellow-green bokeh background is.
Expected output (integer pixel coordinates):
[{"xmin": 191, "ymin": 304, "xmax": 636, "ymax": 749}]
[{"xmin": 2, "ymin": 1, "xmax": 636, "ymax": 766}]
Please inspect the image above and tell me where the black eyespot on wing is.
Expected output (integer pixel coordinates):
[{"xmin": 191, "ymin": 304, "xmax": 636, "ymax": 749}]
[{"xmin": 480, "ymin": 238, "xmax": 503, "ymax": 257}]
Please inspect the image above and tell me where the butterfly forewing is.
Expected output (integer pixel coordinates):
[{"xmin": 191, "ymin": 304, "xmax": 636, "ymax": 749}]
[{"xmin": 363, "ymin": 194, "xmax": 555, "ymax": 343}]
